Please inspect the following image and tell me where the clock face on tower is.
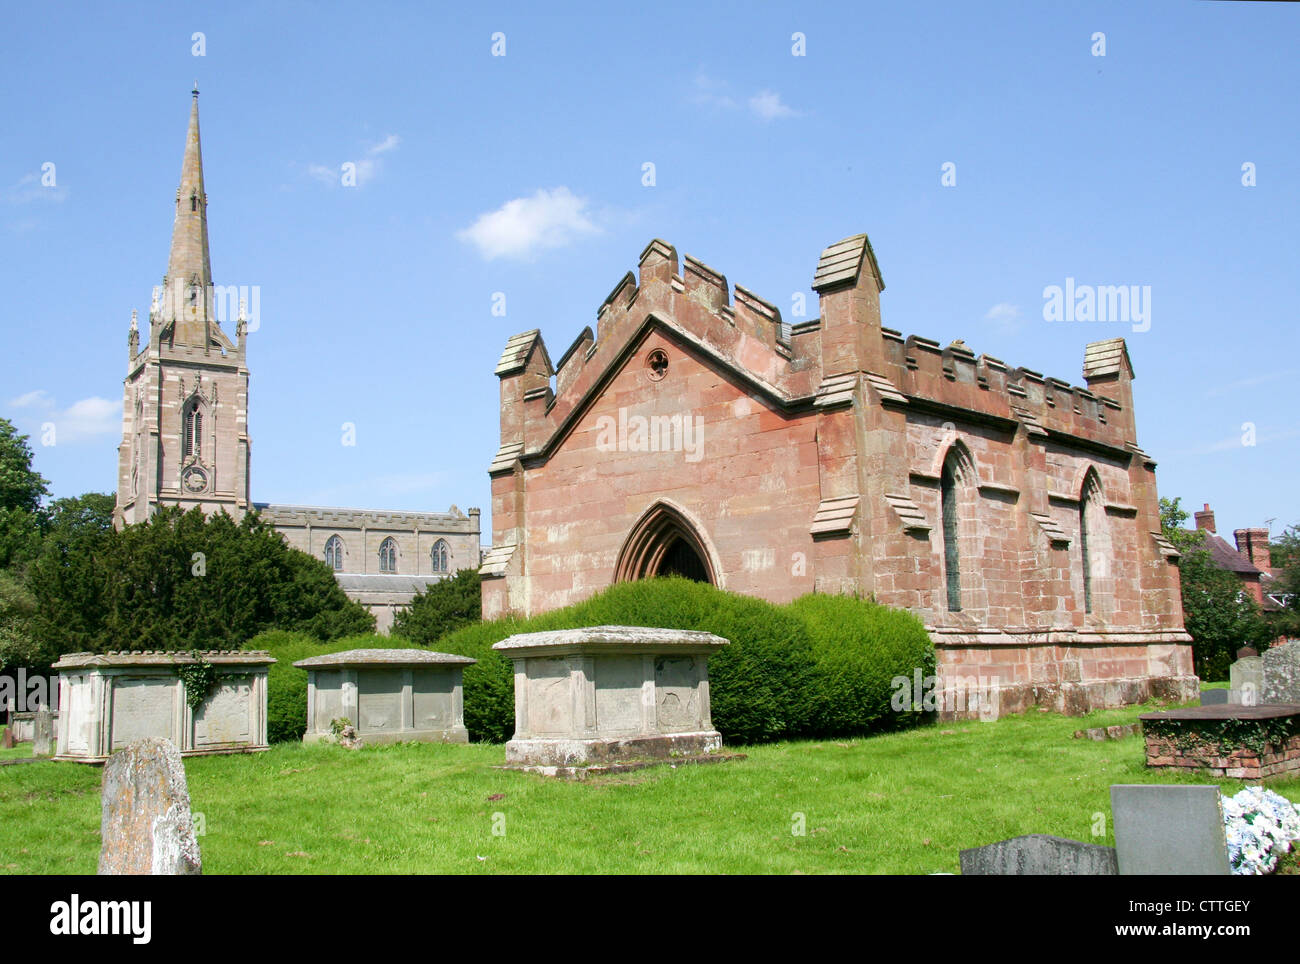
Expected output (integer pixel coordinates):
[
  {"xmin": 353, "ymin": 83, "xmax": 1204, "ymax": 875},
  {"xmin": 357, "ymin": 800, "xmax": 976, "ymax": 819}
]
[{"xmin": 182, "ymin": 465, "xmax": 208, "ymax": 493}]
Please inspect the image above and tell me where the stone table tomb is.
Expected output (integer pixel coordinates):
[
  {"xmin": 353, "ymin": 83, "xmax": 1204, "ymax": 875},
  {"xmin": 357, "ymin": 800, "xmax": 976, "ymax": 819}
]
[
  {"xmin": 293, "ymin": 649, "xmax": 475, "ymax": 744},
  {"xmin": 493, "ymin": 625, "xmax": 729, "ymax": 766},
  {"xmin": 53, "ymin": 651, "xmax": 274, "ymax": 763}
]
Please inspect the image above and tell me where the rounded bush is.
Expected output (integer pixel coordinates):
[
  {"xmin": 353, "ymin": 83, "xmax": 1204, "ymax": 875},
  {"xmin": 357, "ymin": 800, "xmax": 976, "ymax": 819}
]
[{"xmin": 788, "ymin": 593, "xmax": 935, "ymax": 736}]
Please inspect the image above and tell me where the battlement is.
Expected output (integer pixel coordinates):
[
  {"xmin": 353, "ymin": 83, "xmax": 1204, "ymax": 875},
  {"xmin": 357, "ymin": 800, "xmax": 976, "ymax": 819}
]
[
  {"xmin": 254, "ymin": 502, "xmax": 479, "ymax": 530},
  {"xmin": 497, "ymin": 233, "xmax": 1142, "ymax": 472},
  {"xmin": 881, "ymin": 329, "xmax": 1132, "ymax": 443}
]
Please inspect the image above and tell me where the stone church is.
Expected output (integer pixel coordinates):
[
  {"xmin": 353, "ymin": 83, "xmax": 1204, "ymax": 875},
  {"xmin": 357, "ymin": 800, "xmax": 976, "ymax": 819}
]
[
  {"xmin": 113, "ymin": 90, "xmax": 479, "ymax": 631},
  {"xmin": 483, "ymin": 236, "xmax": 1198, "ymax": 716}
]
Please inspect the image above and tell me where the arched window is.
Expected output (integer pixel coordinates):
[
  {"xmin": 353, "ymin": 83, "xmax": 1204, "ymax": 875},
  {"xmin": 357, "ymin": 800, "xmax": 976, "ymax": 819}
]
[
  {"xmin": 379, "ymin": 537, "xmax": 398, "ymax": 573},
  {"xmin": 1080, "ymin": 472, "xmax": 1104, "ymax": 615},
  {"xmin": 431, "ymin": 539, "xmax": 449, "ymax": 573},
  {"xmin": 324, "ymin": 535, "xmax": 344, "ymax": 572},
  {"xmin": 183, "ymin": 405, "xmax": 202, "ymax": 458},
  {"xmin": 941, "ymin": 457, "xmax": 962, "ymax": 612}
]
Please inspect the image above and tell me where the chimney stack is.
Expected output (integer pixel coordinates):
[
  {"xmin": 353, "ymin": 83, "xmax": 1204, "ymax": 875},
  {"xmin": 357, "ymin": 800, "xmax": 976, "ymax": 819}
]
[
  {"xmin": 1194, "ymin": 503, "xmax": 1216, "ymax": 533},
  {"xmin": 1233, "ymin": 526, "xmax": 1272, "ymax": 575}
]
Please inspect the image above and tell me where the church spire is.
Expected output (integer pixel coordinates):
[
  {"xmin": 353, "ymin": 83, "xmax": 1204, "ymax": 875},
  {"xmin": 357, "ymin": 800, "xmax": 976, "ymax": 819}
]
[{"xmin": 160, "ymin": 86, "xmax": 215, "ymax": 344}]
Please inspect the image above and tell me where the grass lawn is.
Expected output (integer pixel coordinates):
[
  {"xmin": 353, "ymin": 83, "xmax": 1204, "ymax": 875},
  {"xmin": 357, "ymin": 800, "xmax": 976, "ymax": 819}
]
[{"xmin": 3, "ymin": 697, "xmax": 1296, "ymax": 875}]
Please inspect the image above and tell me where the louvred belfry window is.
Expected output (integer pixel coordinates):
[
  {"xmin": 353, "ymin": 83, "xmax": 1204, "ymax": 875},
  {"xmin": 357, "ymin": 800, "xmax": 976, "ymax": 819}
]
[{"xmin": 184, "ymin": 406, "xmax": 202, "ymax": 458}]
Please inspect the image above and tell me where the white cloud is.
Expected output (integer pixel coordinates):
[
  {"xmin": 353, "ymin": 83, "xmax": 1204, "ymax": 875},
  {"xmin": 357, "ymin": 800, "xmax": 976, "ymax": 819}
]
[
  {"xmin": 983, "ymin": 302, "xmax": 1023, "ymax": 334},
  {"xmin": 54, "ymin": 396, "xmax": 121, "ymax": 441},
  {"xmin": 690, "ymin": 72, "xmax": 738, "ymax": 110},
  {"xmin": 1205, "ymin": 368, "xmax": 1300, "ymax": 398},
  {"xmin": 2, "ymin": 173, "xmax": 68, "ymax": 205},
  {"xmin": 7, "ymin": 389, "xmax": 52, "ymax": 408},
  {"xmin": 3, "ymin": 392, "xmax": 121, "ymax": 443},
  {"xmin": 367, "ymin": 134, "xmax": 401, "ymax": 155},
  {"xmin": 1164, "ymin": 426, "xmax": 1300, "ymax": 459},
  {"xmin": 748, "ymin": 90, "xmax": 797, "ymax": 121},
  {"xmin": 690, "ymin": 74, "xmax": 798, "ymax": 121},
  {"xmin": 306, "ymin": 133, "xmax": 400, "ymax": 188},
  {"xmin": 457, "ymin": 187, "xmax": 601, "ymax": 261},
  {"xmin": 307, "ymin": 163, "xmax": 337, "ymax": 186}
]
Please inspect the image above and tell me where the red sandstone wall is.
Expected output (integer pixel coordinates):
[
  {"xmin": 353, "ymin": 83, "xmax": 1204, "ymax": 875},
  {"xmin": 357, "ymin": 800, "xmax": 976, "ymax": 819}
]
[{"xmin": 511, "ymin": 328, "xmax": 821, "ymax": 614}]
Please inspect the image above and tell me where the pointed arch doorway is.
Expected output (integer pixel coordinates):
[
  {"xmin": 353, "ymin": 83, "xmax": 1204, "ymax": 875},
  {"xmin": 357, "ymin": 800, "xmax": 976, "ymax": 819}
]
[{"xmin": 614, "ymin": 502, "xmax": 717, "ymax": 585}]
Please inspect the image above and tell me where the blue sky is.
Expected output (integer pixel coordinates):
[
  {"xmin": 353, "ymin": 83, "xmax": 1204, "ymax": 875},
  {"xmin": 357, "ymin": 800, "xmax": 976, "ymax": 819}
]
[{"xmin": 2, "ymin": 1, "xmax": 1297, "ymax": 542}]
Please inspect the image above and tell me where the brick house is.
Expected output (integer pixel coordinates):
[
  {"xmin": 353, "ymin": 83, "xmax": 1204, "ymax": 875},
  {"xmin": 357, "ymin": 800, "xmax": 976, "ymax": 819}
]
[
  {"xmin": 1188, "ymin": 504, "xmax": 1286, "ymax": 611},
  {"xmin": 483, "ymin": 234, "xmax": 1198, "ymax": 716}
]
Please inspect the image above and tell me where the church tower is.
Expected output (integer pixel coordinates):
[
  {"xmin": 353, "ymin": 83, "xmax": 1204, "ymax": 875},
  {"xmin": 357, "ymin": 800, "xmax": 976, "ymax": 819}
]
[{"xmin": 115, "ymin": 88, "xmax": 252, "ymax": 528}]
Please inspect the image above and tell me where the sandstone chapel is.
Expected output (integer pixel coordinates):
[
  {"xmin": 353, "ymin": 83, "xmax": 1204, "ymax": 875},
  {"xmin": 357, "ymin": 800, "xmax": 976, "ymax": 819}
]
[
  {"xmin": 113, "ymin": 90, "xmax": 479, "ymax": 631},
  {"xmin": 483, "ymin": 236, "xmax": 1198, "ymax": 715}
]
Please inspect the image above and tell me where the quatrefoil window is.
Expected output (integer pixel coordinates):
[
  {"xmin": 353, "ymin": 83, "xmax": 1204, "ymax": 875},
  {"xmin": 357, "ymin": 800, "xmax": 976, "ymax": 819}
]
[{"xmin": 646, "ymin": 349, "xmax": 669, "ymax": 381}]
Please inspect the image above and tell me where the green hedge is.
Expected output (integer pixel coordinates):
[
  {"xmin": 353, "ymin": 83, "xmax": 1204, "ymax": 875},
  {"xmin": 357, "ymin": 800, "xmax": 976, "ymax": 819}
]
[
  {"xmin": 788, "ymin": 593, "xmax": 934, "ymax": 736},
  {"xmin": 252, "ymin": 580, "xmax": 935, "ymax": 746},
  {"xmin": 435, "ymin": 578, "xmax": 932, "ymax": 744}
]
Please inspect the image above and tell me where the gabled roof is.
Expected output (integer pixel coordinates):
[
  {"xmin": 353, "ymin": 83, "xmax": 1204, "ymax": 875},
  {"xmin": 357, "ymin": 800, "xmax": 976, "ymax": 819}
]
[{"xmin": 1182, "ymin": 529, "xmax": 1264, "ymax": 576}]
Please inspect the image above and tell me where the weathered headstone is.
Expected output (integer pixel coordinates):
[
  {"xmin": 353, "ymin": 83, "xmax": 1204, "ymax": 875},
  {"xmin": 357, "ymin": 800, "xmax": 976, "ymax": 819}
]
[
  {"xmin": 1, "ymin": 727, "xmax": 12, "ymax": 750},
  {"xmin": 1200, "ymin": 689, "xmax": 1229, "ymax": 706},
  {"xmin": 1110, "ymin": 784, "xmax": 1230, "ymax": 875},
  {"xmin": 1230, "ymin": 651, "xmax": 1262, "ymax": 705},
  {"xmin": 959, "ymin": 834, "xmax": 1117, "ymax": 875},
  {"xmin": 98, "ymin": 738, "xmax": 202, "ymax": 875},
  {"xmin": 1263, "ymin": 641, "xmax": 1300, "ymax": 704},
  {"xmin": 32, "ymin": 708, "xmax": 53, "ymax": 756}
]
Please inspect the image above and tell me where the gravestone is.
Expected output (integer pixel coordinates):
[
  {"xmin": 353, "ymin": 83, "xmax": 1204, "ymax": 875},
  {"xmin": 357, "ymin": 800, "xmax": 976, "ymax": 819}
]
[
  {"xmin": 1, "ymin": 727, "xmax": 12, "ymax": 750},
  {"xmin": 98, "ymin": 738, "xmax": 202, "ymax": 875},
  {"xmin": 1200, "ymin": 689, "xmax": 1229, "ymax": 706},
  {"xmin": 1230, "ymin": 651, "xmax": 1262, "ymax": 705},
  {"xmin": 32, "ymin": 708, "xmax": 53, "ymax": 756},
  {"xmin": 959, "ymin": 834, "xmax": 1117, "ymax": 875},
  {"xmin": 1263, "ymin": 641, "xmax": 1300, "ymax": 705},
  {"xmin": 1110, "ymin": 784, "xmax": 1230, "ymax": 875}
]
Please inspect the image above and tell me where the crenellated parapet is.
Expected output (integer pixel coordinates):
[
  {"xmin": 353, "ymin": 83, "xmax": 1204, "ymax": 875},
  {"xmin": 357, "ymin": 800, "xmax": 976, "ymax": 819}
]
[
  {"xmin": 491, "ymin": 232, "xmax": 1145, "ymax": 480},
  {"xmin": 254, "ymin": 503, "xmax": 477, "ymax": 530}
]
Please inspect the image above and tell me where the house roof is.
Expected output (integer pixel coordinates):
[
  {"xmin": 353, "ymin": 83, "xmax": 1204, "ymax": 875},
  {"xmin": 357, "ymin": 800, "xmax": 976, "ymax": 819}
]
[{"xmin": 1183, "ymin": 529, "xmax": 1263, "ymax": 576}]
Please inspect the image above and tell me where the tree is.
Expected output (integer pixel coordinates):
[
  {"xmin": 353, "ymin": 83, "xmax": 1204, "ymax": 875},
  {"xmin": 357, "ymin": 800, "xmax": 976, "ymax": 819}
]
[
  {"xmin": 392, "ymin": 567, "xmax": 482, "ymax": 644},
  {"xmin": 1267, "ymin": 524, "xmax": 1300, "ymax": 638},
  {"xmin": 0, "ymin": 418, "xmax": 51, "ymax": 571},
  {"xmin": 26, "ymin": 505, "xmax": 374, "ymax": 663},
  {"xmin": 0, "ymin": 570, "xmax": 39, "ymax": 672},
  {"xmin": 0, "ymin": 418, "xmax": 49, "ymax": 515},
  {"xmin": 1160, "ymin": 496, "xmax": 1273, "ymax": 679},
  {"xmin": 44, "ymin": 492, "xmax": 115, "ymax": 537}
]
